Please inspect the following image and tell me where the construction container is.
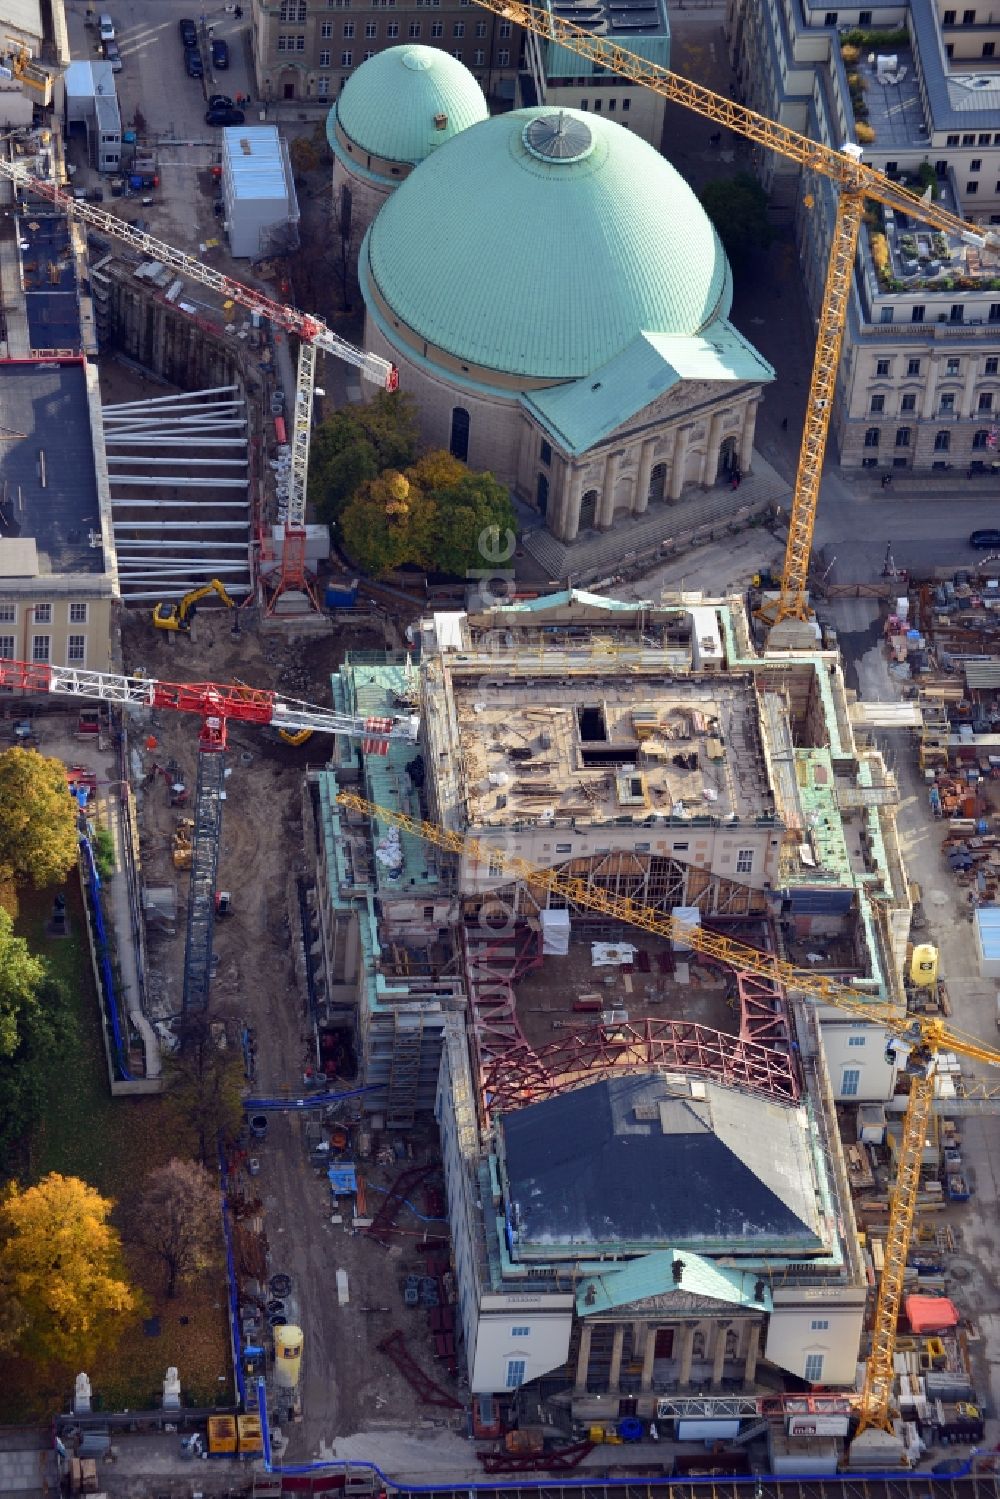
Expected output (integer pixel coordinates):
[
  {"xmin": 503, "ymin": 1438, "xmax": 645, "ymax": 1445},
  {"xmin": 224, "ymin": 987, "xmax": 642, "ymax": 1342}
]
[
  {"xmin": 207, "ymin": 1415, "xmax": 237, "ymax": 1455},
  {"xmin": 221, "ymin": 126, "xmax": 299, "ymax": 259},
  {"xmin": 237, "ymin": 1413, "xmax": 264, "ymax": 1458},
  {"xmin": 910, "ymin": 943, "xmax": 938, "ymax": 988},
  {"xmin": 274, "ymin": 1324, "xmax": 303, "ymax": 1390}
]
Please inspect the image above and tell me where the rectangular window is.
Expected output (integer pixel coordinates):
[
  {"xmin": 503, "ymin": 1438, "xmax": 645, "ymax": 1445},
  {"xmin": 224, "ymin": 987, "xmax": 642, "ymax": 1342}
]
[
  {"xmin": 488, "ymin": 851, "xmax": 504, "ymax": 877},
  {"xmin": 340, "ymin": 48, "xmax": 352, "ymax": 63},
  {"xmin": 947, "ymin": 133, "xmax": 960, "ymax": 147},
  {"xmin": 984, "ymin": 41, "xmax": 996, "ymax": 56},
  {"xmin": 473, "ymin": 47, "xmax": 484, "ymax": 62},
  {"xmin": 387, "ymin": 21, "xmax": 398, "ymax": 35},
  {"xmin": 320, "ymin": 49, "xmax": 331, "ymax": 64},
  {"xmin": 876, "ymin": 359, "xmax": 890, "ymax": 376},
  {"xmin": 939, "ymin": 393, "xmax": 956, "ymax": 415},
  {"xmin": 911, "ymin": 304, "xmax": 925, "ymax": 324},
  {"xmin": 879, "ymin": 306, "xmax": 893, "ymax": 324},
  {"xmin": 555, "ymin": 843, "xmax": 572, "ymax": 854},
  {"xmin": 864, "ymin": 427, "xmax": 880, "ymax": 448},
  {"xmin": 497, "ymin": 47, "xmax": 510, "ymax": 63},
  {"xmin": 0, "ymin": 634, "xmax": 14, "ymax": 657},
  {"xmin": 810, "ymin": 1319, "xmax": 830, "ymax": 1331},
  {"xmin": 901, "ymin": 393, "xmax": 916, "ymax": 413},
  {"xmin": 621, "ymin": 98, "xmax": 630, "ymax": 111},
  {"xmin": 69, "ymin": 601, "xmax": 88, "ymax": 624},
  {"xmin": 962, "ymin": 132, "xmax": 975, "ymax": 146},
  {"xmin": 365, "ymin": 20, "xmax": 376, "ymax": 34},
  {"xmin": 946, "ymin": 357, "xmax": 961, "ymax": 375},
  {"xmin": 317, "ymin": 75, "xmax": 330, "ymax": 94},
  {"xmin": 511, "ymin": 1326, "xmax": 530, "ymax": 1337},
  {"xmin": 870, "ymin": 393, "xmax": 885, "ymax": 413},
  {"xmin": 944, "ymin": 6, "xmax": 956, "ymax": 17},
  {"xmin": 907, "ymin": 357, "xmax": 921, "ymax": 376},
  {"xmin": 33, "ymin": 602, "xmax": 51, "ymax": 624},
  {"xmin": 804, "ymin": 1354, "xmax": 824, "ymax": 1383},
  {"xmin": 0, "ymin": 603, "xmax": 14, "ymax": 623},
  {"xmin": 979, "ymin": 393, "xmax": 994, "ymax": 412},
  {"xmin": 840, "ymin": 1068, "xmax": 860, "ymax": 1098},
  {"xmin": 736, "ymin": 848, "xmax": 753, "ymax": 874},
  {"xmin": 343, "ymin": 20, "xmax": 354, "ymax": 35},
  {"xmin": 858, "ymin": 7, "xmax": 872, "ymax": 19},
  {"xmin": 499, "ymin": 17, "xmax": 512, "ymax": 34},
  {"xmin": 475, "ymin": 19, "xmax": 486, "ymax": 33},
  {"xmin": 963, "ymin": 7, "xmax": 975, "ymax": 20},
  {"xmin": 451, "ymin": 46, "xmax": 462, "ymax": 57},
  {"xmin": 986, "ymin": 357, "xmax": 999, "ymax": 374},
  {"xmin": 32, "ymin": 635, "xmax": 50, "ymax": 663},
  {"xmin": 408, "ymin": 21, "xmax": 420, "ymax": 35},
  {"xmin": 540, "ymin": 439, "xmax": 552, "ymax": 465},
  {"xmin": 990, "ymin": 304, "xmax": 1000, "ymax": 323},
  {"xmin": 824, "ymin": 11, "xmax": 837, "ymax": 22},
  {"xmin": 673, "ymin": 842, "xmax": 689, "ymax": 852},
  {"xmin": 453, "ymin": 21, "xmax": 464, "ymax": 35},
  {"xmin": 895, "ymin": 427, "xmax": 911, "ymax": 448},
  {"xmin": 67, "ymin": 635, "xmax": 86, "ymax": 664},
  {"xmin": 935, "ymin": 430, "xmax": 951, "ymax": 451},
  {"xmin": 296, "ymin": 35, "xmax": 305, "ymax": 49},
  {"xmin": 505, "ymin": 1359, "xmax": 526, "ymax": 1388},
  {"xmin": 848, "ymin": 1034, "xmax": 867, "ymax": 1047},
  {"xmin": 431, "ymin": 20, "xmax": 442, "ymax": 34},
  {"xmin": 967, "ymin": 181, "xmax": 979, "ymax": 195},
  {"xmin": 321, "ymin": 19, "xmax": 332, "ymax": 34}
]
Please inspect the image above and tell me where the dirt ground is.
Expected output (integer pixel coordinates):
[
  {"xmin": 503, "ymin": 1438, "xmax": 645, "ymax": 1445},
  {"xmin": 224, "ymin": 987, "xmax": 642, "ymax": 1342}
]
[
  {"xmin": 513, "ymin": 931, "xmax": 737, "ymax": 1052},
  {"xmin": 119, "ymin": 606, "xmax": 468, "ymax": 1454}
]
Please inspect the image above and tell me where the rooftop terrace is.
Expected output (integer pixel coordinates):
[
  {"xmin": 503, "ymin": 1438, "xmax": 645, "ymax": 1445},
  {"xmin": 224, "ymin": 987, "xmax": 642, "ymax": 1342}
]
[{"xmin": 451, "ymin": 672, "xmax": 774, "ymax": 827}]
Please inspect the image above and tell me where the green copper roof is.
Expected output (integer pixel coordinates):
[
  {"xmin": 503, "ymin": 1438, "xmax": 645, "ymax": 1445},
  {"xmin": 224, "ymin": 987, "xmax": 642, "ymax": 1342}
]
[
  {"xmin": 327, "ymin": 47, "xmax": 487, "ymax": 171},
  {"xmin": 575, "ymin": 1250, "xmax": 773, "ymax": 1318},
  {"xmin": 523, "ymin": 323, "xmax": 774, "ymax": 455},
  {"xmin": 365, "ymin": 107, "xmax": 733, "ymax": 381}
]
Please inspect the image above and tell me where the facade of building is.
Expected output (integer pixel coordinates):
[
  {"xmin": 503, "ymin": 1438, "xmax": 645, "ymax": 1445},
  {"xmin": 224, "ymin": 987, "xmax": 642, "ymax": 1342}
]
[
  {"xmin": 250, "ymin": 0, "xmax": 520, "ymax": 106},
  {"xmin": 725, "ymin": 0, "xmax": 1000, "ymax": 469},
  {"xmin": 360, "ymin": 106, "xmax": 773, "ymax": 544},
  {"xmin": 327, "ymin": 47, "xmax": 488, "ymax": 296}
]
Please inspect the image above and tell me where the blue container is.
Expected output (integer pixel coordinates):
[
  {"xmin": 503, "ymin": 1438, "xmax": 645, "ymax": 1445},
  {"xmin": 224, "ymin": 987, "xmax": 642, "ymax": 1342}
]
[
  {"xmin": 618, "ymin": 1417, "xmax": 644, "ymax": 1443},
  {"xmin": 325, "ymin": 579, "xmax": 359, "ymax": 609}
]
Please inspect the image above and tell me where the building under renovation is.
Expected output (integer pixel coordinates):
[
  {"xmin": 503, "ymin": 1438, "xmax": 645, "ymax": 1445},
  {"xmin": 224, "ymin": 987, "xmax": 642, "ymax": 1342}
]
[{"xmin": 307, "ymin": 589, "xmax": 915, "ymax": 1405}]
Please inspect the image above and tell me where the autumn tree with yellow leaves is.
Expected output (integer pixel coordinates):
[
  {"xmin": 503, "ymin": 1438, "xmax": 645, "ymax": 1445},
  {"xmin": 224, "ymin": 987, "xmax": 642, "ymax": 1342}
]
[
  {"xmin": 0, "ymin": 1174, "xmax": 138, "ymax": 1368},
  {"xmin": 0, "ymin": 748, "xmax": 80, "ymax": 910}
]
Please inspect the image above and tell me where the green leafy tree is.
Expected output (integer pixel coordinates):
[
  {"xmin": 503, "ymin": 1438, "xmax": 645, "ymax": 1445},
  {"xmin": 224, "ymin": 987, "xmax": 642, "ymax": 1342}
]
[
  {"xmin": 699, "ymin": 174, "xmax": 773, "ymax": 264},
  {"xmin": 429, "ymin": 471, "xmax": 516, "ymax": 576},
  {"xmin": 0, "ymin": 908, "xmax": 46, "ymax": 1060},
  {"xmin": 167, "ymin": 1020, "xmax": 244, "ymax": 1164},
  {"xmin": 0, "ymin": 748, "xmax": 80, "ymax": 899},
  {"xmin": 0, "ymin": 970, "xmax": 74, "ymax": 1166},
  {"xmin": 339, "ymin": 470, "xmax": 436, "ymax": 577},
  {"xmin": 135, "ymin": 1158, "xmax": 219, "ymax": 1298},
  {"xmin": 0, "ymin": 1173, "xmax": 137, "ymax": 1367},
  {"xmin": 309, "ymin": 390, "xmax": 419, "ymax": 523}
]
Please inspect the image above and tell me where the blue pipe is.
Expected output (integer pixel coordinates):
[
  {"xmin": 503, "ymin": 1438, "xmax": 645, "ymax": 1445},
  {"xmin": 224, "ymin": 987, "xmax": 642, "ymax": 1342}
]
[
  {"xmin": 243, "ymin": 1085, "xmax": 378, "ymax": 1112},
  {"xmin": 220, "ymin": 1146, "xmax": 247, "ymax": 1408},
  {"xmin": 80, "ymin": 835, "xmax": 132, "ymax": 1082}
]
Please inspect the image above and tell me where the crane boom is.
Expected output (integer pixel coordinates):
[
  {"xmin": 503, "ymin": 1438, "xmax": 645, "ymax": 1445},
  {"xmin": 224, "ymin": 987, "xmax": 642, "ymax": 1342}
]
[
  {"xmin": 336, "ymin": 790, "xmax": 1000, "ymax": 1432},
  {"xmin": 0, "ymin": 158, "xmax": 397, "ymax": 391},
  {"xmin": 472, "ymin": 0, "xmax": 999, "ymax": 621},
  {"xmin": 0, "ymin": 657, "xmax": 416, "ymax": 745}
]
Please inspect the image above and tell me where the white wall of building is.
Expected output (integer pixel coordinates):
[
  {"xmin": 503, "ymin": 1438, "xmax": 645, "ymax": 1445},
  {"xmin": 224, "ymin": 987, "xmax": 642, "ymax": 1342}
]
[
  {"xmin": 766, "ymin": 1289, "xmax": 867, "ymax": 1387},
  {"xmin": 820, "ymin": 1020, "xmax": 896, "ymax": 1102},
  {"xmin": 471, "ymin": 1294, "xmax": 574, "ymax": 1393}
]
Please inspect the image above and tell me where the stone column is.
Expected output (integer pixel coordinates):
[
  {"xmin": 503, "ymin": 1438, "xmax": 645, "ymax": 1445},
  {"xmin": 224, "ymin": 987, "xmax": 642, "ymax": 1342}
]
[
  {"xmin": 640, "ymin": 1326, "xmax": 657, "ymax": 1392},
  {"xmin": 608, "ymin": 1324, "xmax": 625, "ymax": 1392},
  {"xmin": 669, "ymin": 428, "xmax": 689, "ymax": 501},
  {"xmin": 921, "ymin": 358, "xmax": 940, "ymax": 421},
  {"xmin": 559, "ymin": 467, "xmax": 584, "ymax": 543},
  {"xmin": 743, "ymin": 1322, "xmax": 761, "ymax": 1386},
  {"xmin": 962, "ymin": 359, "xmax": 978, "ymax": 420},
  {"xmin": 703, "ymin": 411, "xmax": 725, "ymax": 486},
  {"xmin": 739, "ymin": 399, "xmax": 758, "ymax": 473},
  {"xmin": 678, "ymin": 1323, "xmax": 696, "ymax": 1387},
  {"xmin": 634, "ymin": 439, "xmax": 655, "ymax": 515},
  {"xmin": 711, "ymin": 1324, "xmax": 728, "ymax": 1389},
  {"xmin": 574, "ymin": 1322, "xmax": 593, "ymax": 1394},
  {"xmin": 597, "ymin": 451, "xmax": 620, "ymax": 529}
]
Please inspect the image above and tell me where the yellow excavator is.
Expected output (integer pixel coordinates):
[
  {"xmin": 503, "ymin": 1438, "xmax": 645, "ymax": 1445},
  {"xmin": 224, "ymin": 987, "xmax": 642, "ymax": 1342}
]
[{"xmin": 153, "ymin": 579, "xmax": 235, "ymax": 633}]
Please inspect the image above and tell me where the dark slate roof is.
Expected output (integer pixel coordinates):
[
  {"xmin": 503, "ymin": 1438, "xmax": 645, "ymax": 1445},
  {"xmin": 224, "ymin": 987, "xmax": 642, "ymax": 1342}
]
[
  {"xmin": 500, "ymin": 1074, "xmax": 824, "ymax": 1257},
  {"xmin": 0, "ymin": 362, "xmax": 104, "ymax": 576}
]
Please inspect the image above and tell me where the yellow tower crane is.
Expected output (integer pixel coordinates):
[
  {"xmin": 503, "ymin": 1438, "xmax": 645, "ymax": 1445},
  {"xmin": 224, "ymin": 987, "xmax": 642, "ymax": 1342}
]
[
  {"xmin": 336, "ymin": 790, "xmax": 1000, "ymax": 1435},
  {"xmin": 469, "ymin": 0, "xmax": 1000, "ymax": 625}
]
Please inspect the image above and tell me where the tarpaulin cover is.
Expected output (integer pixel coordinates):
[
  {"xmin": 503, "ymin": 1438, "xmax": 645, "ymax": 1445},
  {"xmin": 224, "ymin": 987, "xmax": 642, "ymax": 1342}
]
[
  {"xmin": 541, "ymin": 908, "xmax": 570, "ymax": 955},
  {"xmin": 906, "ymin": 1294, "xmax": 960, "ymax": 1332}
]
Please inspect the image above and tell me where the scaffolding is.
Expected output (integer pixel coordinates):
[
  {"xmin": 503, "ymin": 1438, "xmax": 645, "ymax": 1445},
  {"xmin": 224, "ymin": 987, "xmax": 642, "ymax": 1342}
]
[{"xmin": 181, "ymin": 748, "xmax": 226, "ymax": 1014}]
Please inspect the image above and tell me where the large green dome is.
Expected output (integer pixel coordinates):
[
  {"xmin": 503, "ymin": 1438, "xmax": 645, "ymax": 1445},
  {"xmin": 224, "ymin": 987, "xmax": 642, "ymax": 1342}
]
[
  {"xmin": 327, "ymin": 47, "xmax": 488, "ymax": 171},
  {"xmin": 364, "ymin": 108, "xmax": 733, "ymax": 382}
]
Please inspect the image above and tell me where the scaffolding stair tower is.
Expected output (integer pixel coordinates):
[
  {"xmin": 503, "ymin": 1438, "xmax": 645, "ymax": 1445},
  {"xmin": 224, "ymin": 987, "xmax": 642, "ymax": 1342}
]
[
  {"xmin": 386, "ymin": 1010, "xmax": 424, "ymax": 1130},
  {"xmin": 182, "ymin": 738, "xmax": 227, "ymax": 1013}
]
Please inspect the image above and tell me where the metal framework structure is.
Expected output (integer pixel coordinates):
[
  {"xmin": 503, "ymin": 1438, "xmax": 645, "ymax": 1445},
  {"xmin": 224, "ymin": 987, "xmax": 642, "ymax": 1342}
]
[
  {"xmin": 469, "ymin": 0, "xmax": 1000, "ymax": 622},
  {"xmin": 338, "ymin": 791, "xmax": 1000, "ymax": 1435},
  {"xmin": 0, "ymin": 157, "xmax": 397, "ymax": 615},
  {"xmin": 182, "ymin": 746, "xmax": 227, "ymax": 1013}
]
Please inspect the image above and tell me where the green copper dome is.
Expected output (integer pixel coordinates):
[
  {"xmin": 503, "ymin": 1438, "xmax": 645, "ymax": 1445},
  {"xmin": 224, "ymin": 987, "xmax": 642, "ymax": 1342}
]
[
  {"xmin": 327, "ymin": 47, "xmax": 488, "ymax": 173},
  {"xmin": 364, "ymin": 108, "xmax": 733, "ymax": 382}
]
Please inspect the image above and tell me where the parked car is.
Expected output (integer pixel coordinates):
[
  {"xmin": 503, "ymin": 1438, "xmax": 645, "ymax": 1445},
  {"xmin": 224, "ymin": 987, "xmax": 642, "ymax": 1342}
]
[
  {"xmin": 970, "ymin": 529, "xmax": 1000, "ymax": 549},
  {"xmin": 178, "ymin": 17, "xmax": 197, "ymax": 45},
  {"xmin": 205, "ymin": 105, "xmax": 245, "ymax": 125},
  {"xmin": 104, "ymin": 38, "xmax": 122, "ymax": 72},
  {"xmin": 98, "ymin": 12, "xmax": 115, "ymax": 41},
  {"xmin": 208, "ymin": 93, "xmax": 233, "ymax": 108},
  {"xmin": 211, "ymin": 37, "xmax": 229, "ymax": 68},
  {"xmin": 185, "ymin": 48, "xmax": 204, "ymax": 77}
]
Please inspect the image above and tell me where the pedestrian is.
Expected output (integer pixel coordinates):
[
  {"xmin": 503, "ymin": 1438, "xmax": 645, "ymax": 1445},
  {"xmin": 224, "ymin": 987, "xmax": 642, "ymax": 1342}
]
[{"xmin": 781, "ymin": 416, "xmax": 788, "ymax": 431}]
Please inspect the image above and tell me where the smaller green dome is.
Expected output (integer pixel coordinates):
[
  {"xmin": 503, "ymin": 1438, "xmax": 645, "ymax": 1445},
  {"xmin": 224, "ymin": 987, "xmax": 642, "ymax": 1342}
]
[{"xmin": 327, "ymin": 47, "xmax": 488, "ymax": 175}]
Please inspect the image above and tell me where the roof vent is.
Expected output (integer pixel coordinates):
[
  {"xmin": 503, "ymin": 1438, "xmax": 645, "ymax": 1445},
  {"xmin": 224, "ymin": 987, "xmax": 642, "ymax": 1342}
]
[
  {"xmin": 522, "ymin": 111, "xmax": 594, "ymax": 164},
  {"xmin": 433, "ymin": 112, "xmax": 448, "ymax": 130}
]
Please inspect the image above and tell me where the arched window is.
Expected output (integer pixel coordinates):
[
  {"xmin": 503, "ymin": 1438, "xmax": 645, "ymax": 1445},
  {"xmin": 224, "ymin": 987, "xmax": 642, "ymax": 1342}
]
[
  {"xmin": 450, "ymin": 407, "xmax": 470, "ymax": 462},
  {"xmin": 338, "ymin": 182, "xmax": 352, "ymax": 238},
  {"xmin": 649, "ymin": 463, "xmax": 666, "ymax": 503},
  {"xmin": 579, "ymin": 488, "xmax": 599, "ymax": 530},
  {"xmin": 536, "ymin": 473, "xmax": 549, "ymax": 515}
]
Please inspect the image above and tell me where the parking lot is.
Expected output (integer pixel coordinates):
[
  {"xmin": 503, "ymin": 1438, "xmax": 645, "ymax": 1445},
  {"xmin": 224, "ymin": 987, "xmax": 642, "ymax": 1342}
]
[{"xmin": 65, "ymin": 0, "xmax": 257, "ymax": 255}]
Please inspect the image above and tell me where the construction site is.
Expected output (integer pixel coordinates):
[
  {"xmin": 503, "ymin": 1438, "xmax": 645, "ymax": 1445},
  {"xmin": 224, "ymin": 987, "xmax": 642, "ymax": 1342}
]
[{"xmin": 0, "ymin": 0, "xmax": 999, "ymax": 1493}]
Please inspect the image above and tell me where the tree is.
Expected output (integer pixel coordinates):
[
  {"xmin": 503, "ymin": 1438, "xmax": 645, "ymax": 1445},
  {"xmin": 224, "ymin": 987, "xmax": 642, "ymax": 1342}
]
[
  {"xmin": 288, "ymin": 134, "xmax": 321, "ymax": 178},
  {"xmin": 0, "ymin": 969, "xmax": 75, "ymax": 1168},
  {"xmin": 167, "ymin": 1021, "xmax": 244, "ymax": 1164},
  {"xmin": 428, "ymin": 470, "xmax": 516, "ymax": 577},
  {"xmin": 0, "ymin": 748, "xmax": 80, "ymax": 897},
  {"xmin": 339, "ymin": 470, "xmax": 436, "ymax": 577},
  {"xmin": 0, "ymin": 1174, "xmax": 137, "ymax": 1367},
  {"xmin": 0, "ymin": 907, "xmax": 46, "ymax": 1060},
  {"xmin": 135, "ymin": 1159, "xmax": 219, "ymax": 1298},
  {"xmin": 308, "ymin": 391, "xmax": 420, "ymax": 524},
  {"xmin": 699, "ymin": 174, "xmax": 773, "ymax": 264}
]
